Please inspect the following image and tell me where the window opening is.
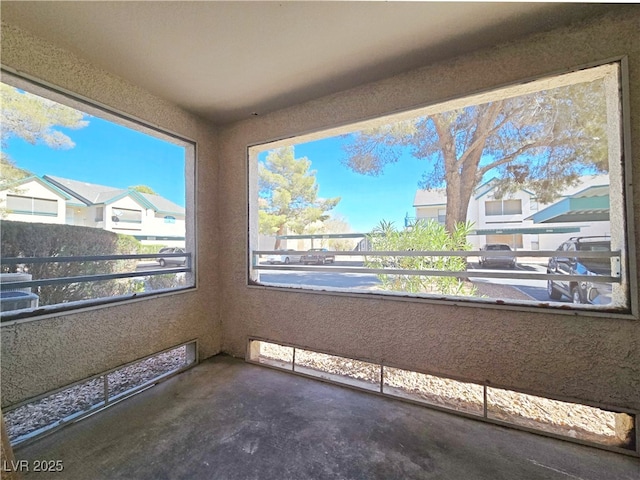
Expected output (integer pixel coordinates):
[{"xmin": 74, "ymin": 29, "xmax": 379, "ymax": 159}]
[
  {"xmin": 3, "ymin": 341, "xmax": 197, "ymax": 446},
  {"xmin": 248, "ymin": 339, "xmax": 637, "ymax": 455},
  {"xmin": 0, "ymin": 73, "xmax": 195, "ymax": 320},
  {"xmin": 249, "ymin": 62, "xmax": 634, "ymax": 315},
  {"xmin": 6, "ymin": 195, "xmax": 57, "ymax": 216}
]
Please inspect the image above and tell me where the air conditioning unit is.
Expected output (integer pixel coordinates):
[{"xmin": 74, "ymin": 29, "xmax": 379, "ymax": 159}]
[
  {"xmin": 0, "ymin": 291, "xmax": 39, "ymax": 312},
  {"xmin": 0, "ymin": 273, "xmax": 39, "ymax": 313}
]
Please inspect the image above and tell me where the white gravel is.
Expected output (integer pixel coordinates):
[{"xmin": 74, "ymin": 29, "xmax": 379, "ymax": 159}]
[
  {"xmin": 5, "ymin": 347, "xmax": 186, "ymax": 442},
  {"xmin": 259, "ymin": 343, "xmax": 628, "ymax": 447},
  {"xmin": 6, "ymin": 343, "xmax": 630, "ymax": 450}
]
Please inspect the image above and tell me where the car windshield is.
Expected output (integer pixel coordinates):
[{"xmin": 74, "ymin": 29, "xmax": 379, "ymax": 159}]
[{"xmin": 486, "ymin": 245, "xmax": 511, "ymax": 251}]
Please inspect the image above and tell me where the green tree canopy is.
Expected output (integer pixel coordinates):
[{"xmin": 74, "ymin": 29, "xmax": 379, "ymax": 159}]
[
  {"xmin": 259, "ymin": 146, "xmax": 340, "ymax": 248},
  {"xmin": 1, "ymin": 83, "xmax": 88, "ymax": 149},
  {"xmin": 129, "ymin": 185, "xmax": 158, "ymax": 195},
  {"xmin": 342, "ymin": 77, "xmax": 609, "ymax": 232},
  {"xmin": 0, "ymin": 153, "xmax": 32, "ymax": 187}
]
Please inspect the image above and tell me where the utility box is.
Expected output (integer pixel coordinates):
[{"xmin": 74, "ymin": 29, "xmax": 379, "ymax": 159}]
[
  {"xmin": 0, "ymin": 291, "xmax": 39, "ymax": 312},
  {"xmin": 0, "ymin": 273, "xmax": 39, "ymax": 313}
]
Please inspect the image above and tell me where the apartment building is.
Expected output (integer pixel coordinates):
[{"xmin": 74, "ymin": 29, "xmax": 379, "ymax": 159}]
[{"xmin": 413, "ymin": 174, "xmax": 610, "ymax": 250}]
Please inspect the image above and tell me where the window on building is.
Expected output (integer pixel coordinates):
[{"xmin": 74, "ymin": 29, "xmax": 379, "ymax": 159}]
[
  {"xmin": 485, "ymin": 199, "xmax": 522, "ymax": 216},
  {"xmin": 248, "ymin": 61, "xmax": 634, "ymax": 317},
  {"xmin": 486, "ymin": 234, "xmax": 523, "ymax": 249},
  {"xmin": 164, "ymin": 216, "xmax": 176, "ymax": 224},
  {"xmin": 112, "ymin": 207, "xmax": 142, "ymax": 224},
  {"xmin": 0, "ymin": 73, "xmax": 195, "ymax": 321},
  {"xmin": 6, "ymin": 195, "xmax": 57, "ymax": 216}
]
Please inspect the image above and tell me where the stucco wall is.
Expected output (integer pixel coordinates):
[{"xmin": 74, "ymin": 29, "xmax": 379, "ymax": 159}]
[
  {"xmin": 0, "ymin": 23, "xmax": 221, "ymax": 407},
  {"xmin": 219, "ymin": 10, "xmax": 640, "ymax": 411}
]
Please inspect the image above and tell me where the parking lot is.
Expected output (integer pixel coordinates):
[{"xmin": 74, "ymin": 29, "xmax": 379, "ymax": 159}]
[{"xmin": 257, "ymin": 259, "xmax": 556, "ymax": 302}]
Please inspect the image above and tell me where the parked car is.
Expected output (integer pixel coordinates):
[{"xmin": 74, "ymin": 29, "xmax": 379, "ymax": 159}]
[
  {"xmin": 301, "ymin": 248, "xmax": 335, "ymax": 265},
  {"xmin": 266, "ymin": 249, "xmax": 301, "ymax": 265},
  {"xmin": 157, "ymin": 247, "xmax": 186, "ymax": 267},
  {"xmin": 478, "ymin": 244, "xmax": 516, "ymax": 269},
  {"xmin": 547, "ymin": 236, "xmax": 612, "ymax": 304}
]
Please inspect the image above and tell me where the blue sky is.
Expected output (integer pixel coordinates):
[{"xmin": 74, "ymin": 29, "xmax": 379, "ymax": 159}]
[
  {"xmin": 4, "ymin": 84, "xmax": 425, "ymax": 232},
  {"xmin": 5, "ymin": 100, "xmax": 424, "ymax": 232},
  {"xmin": 292, "ymin": 137, "xmax": 426, "ymax": 232},
  {"xmin": 4, "ymin": 112, "xmax": 186, "ymax": 207}
]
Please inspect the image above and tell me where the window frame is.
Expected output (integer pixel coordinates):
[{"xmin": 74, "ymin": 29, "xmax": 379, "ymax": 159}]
[
  {"xmin": 0, "ymin": 69, "xmax": 198, "ymax": 324},
  {"xmin": 247, "ymin": 58, "xmax": 637, "ymax": 320},
  {"xmin": 6, "ymin": 194, "xmax": 58, "ymax": 217},
  {"xmin": 485, "ymin": 199, "xmax": 522, "ymax": 216}
]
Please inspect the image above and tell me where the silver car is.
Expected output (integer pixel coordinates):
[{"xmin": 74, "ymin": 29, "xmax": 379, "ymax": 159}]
[
  {"xmin": 266, "ymin": 249, "xmax": 301, "ymax": 265},
  {"xmin": 157, "ymin": 247, "xmax": 186, "ymax": 267}
]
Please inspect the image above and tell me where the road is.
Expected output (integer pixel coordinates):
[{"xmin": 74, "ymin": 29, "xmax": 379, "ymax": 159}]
[
  {"xmin": 257, "ymin": 261, "xmax": 556, "ymax": 302},
  {"xmin": 137, "ymin": 259, "xmax": 560, "ymax": 303},
  {"xmin": 466, "ymin": 262, "xmax": 552, "ymax": 302}
]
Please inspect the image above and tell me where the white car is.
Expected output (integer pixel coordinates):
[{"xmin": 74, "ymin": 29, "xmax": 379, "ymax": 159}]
[
  {"xmin": 266, "ymin": 249, "xmax": 301, "ymax": 265},
  {"xmin": 157, "ymin": 247, "xmax": 187, "ymax": 267}
]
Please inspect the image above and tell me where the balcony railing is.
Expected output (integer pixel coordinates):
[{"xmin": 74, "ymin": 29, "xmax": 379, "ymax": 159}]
[
  {"xmin": 251, "ymin": 249, "xmax": 621, "ymax": 283},
  {"xmin": 1, "ymin": 252, "xmax": 192, "ymax": 321},
  {"xmin": 251, "ymin": 249, "xmax": 625, "ymax": 312}
]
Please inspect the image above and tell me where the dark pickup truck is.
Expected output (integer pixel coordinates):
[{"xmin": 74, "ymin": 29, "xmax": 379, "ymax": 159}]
[{"xmin": 301, "ymin": 248, "xmax": 335, "ymax": 265}]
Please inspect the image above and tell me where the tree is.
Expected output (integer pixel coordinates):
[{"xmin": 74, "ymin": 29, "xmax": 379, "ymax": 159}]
[
  {"xmin": 1, "ymin": 83, "xmax": 88, "ymax": 212},
  {"xmin": 0, "ymin": 153, "xmax": 32, "ymax": 186},
  {"xmin": 1, "ymin": 83, "xmax": 88, "ymax": 150},
  {"xmin": 259, "ymin": 146, "xmax": 340, "ymax": 249},
  {"xmin": 342, "ymin": 78, "xmax": 609, "ymax": 233},
  {"xmin": 129, "ymin": 185, "xmax": 158, "ymax": 195}
]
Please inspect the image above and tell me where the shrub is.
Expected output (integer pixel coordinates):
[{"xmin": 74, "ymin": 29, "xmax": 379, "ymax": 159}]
[
  {"xmin": 366, "ymin": 219, "xmax": 476, "ymax": 296},
  {"xmin": 1, "ymin": 221, "xmax": 142, "ymax": 306}
]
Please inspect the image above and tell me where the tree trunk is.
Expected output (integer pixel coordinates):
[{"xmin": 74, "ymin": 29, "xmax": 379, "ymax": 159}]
[
  {"xmin": 438, "ymin": 102, "xmax": 502, "ymax": 233},
  {"xmin": 273, "ymin": 224, "xmax": 285, "ymax": 250}
]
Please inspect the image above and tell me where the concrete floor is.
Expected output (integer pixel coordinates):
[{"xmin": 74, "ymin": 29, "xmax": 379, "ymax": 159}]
[{"xmin": 15, "ymin": 355, "xmax": 640, "ymax": 480}]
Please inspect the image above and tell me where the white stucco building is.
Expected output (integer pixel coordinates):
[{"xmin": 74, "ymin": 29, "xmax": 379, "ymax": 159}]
[
  {"xmin": 1, "ymin": 175, "xmax": 185, "ymax": 246},
  {"xmin": 412, "ymin": 174, "xmax": 611, "ymax": 250}
]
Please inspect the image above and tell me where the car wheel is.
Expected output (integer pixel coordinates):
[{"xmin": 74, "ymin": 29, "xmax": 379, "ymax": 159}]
[
  {"xmin": 571, "ymin": 286, "xmax": 584, "ymax": 304},
  {"xmin": 284, "ymin": 257, "xmax": 290, "ymax": 264},
  {"xmin": 159, "ymin": 258, "xmax": 166, "ymax": 267},
  {"xmin": 547, "ymin": 279, "xmax": 562, "ymax": 300}
]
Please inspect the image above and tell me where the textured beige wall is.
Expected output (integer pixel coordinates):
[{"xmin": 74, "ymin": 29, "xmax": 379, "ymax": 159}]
[
  {"xmin": 219, "ymin": 10, "xmax": 640, "ymax": 411},
  {"xmin": 0, "ymin": 23, "xmax": 221, "ymax": 407}
]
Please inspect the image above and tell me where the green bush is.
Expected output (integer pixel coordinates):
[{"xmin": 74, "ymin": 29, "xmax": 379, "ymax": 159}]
[
  {"xmin": 1, "ymin": 221, "xmax": 143, "ymax": 306},
  {"xmin": 366, "ymin": 219, "xmax": 476, "ymax": 296}
]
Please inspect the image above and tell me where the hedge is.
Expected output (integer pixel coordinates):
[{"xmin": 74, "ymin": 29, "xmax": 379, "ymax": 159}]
[{"xmin": 1, "ymin": 221, "xmax": 144, "ymax": 306}]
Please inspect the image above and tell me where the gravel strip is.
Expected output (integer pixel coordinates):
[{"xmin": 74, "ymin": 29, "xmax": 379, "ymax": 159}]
[
  {"xmin": 6, "ymin": 343, "xmax": 628, "ymax": 449},
  {"xmin": 259, "ymin": 343, "xmax": 625, "ymax": 447},
  {"xmin": 5, "ymin": 347, "xmax": 186, "ymax": 442}
]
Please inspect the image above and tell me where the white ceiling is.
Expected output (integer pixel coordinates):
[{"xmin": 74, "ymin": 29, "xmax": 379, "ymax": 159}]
[{"xmin": 0, "ymin": 2, "xmax": 618, "ymax": 125}]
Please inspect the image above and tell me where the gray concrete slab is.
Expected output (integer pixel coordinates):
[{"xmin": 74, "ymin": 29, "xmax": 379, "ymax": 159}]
[{"xmin": 14, "ymin": 355, "xmax": 640, "ymax": 479}]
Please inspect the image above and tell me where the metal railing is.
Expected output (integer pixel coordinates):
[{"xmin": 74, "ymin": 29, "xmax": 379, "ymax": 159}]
[
  {"xmin": 0, "ymin": 252, "xmax": 192, "ymax": 319},
  {"xmin": 251, "ymin": 249, "xmax": 622, "ymax": 284}
]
